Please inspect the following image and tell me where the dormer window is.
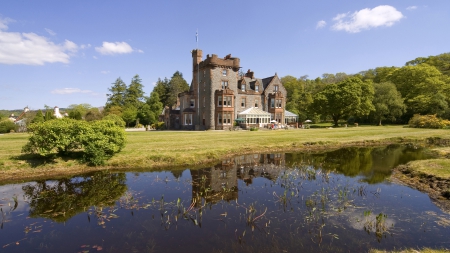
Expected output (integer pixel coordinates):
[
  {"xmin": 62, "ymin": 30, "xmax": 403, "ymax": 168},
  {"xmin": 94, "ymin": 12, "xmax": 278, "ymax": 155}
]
[
  {"xmin": 255, "ymin": 85, "xmax": 259, "ymax": 92},
  {"xmin": 241, "ymin": 84, "xmax": 246, "ymax": 91},
  {"xmin": 222, "ymin": 69, "xmax": 227, "ymax": 76}
]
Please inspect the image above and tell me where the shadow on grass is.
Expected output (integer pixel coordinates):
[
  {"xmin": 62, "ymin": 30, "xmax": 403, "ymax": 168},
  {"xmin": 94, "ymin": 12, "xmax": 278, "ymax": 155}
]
[{"xmin": 12, "ymin": 151, "xmax": 85, "ymax": 168}]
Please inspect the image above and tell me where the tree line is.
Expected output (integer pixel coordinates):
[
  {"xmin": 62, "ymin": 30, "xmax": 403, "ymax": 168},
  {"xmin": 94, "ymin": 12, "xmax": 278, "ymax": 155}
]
[{"xmin": 283, "ymin": 52, "xmax": 450, "ymax": 126}]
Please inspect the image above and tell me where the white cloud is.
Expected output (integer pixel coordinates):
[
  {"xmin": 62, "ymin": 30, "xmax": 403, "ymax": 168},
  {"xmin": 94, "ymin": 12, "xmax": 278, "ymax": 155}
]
[
  {"xmin": 0, "ymin": 16, "xmax": 78, "ymax": 65},
  {"xmin": 0, "ymin": 17, "xmax": 14, "ymax": 30},
  {"xmin": 93, "ymin": 55, "xmax": 98, "ymax": 59},
  {"xmin": 406, "ymin": 6, "xmax": 417, "ymax": 11},
  {"xmin": 316, "ymin": 20, "xmax": 327, "ymax": 29},
  {"xmin": 331, "ymin": 5, "xmax": 404, "ymax": 33},
  {"xmin": 63, "ymin": 40, "xmax": 78, "ymax": 53},
  {"xmin": 95, "ymin": 41, "xmax": 134, "ymax": 55},
  {"xmin": 45, "ymin": 28, "xmax": 56, "ymax": 36},
  {"xmin": 100, "ymin": 70, "xmax": 110, "ymax": 74},
  {"xmin": 51, "ymin": 88, "xmax": 93, "ymax": 94},
  {"xmin": 80, "ymin": 44, "xmax": 91, "ymax": 49},
  {"xmin": 137, "ymin": 49, "xmax": 144, "ymax": 53}
]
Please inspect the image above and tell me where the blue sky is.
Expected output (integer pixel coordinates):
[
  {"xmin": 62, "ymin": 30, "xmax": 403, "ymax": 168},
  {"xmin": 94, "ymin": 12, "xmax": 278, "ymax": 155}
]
[{"xmin": 1, "ymin": 1, "xmax": 449, "ymax": 110}]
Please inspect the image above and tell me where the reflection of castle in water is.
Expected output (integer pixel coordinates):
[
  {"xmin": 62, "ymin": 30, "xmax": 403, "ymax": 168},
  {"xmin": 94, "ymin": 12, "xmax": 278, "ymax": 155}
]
[{"xmin": 190, "ymin": 153, "xmax": 285, "ymax": 206}]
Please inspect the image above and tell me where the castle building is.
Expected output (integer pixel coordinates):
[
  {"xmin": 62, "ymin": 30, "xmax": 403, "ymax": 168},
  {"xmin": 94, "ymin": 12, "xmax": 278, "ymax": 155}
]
[{"xmin": 167, "ymin": 49, "xmax": 291, "ymax": 130}]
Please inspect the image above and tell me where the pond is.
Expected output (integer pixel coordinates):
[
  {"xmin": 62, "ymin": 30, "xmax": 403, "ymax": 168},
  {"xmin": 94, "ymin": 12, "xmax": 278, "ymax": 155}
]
[{"xmin": 1, "ymin": 144, "xmax": 449, "ymax": 252}]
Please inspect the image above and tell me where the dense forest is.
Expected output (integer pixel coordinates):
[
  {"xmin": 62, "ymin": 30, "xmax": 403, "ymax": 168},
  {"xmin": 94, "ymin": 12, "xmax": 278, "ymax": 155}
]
[
  {"xmin": 1, "ymin": 52, "xmax": 449, "ymax": 131},
  {"xmin": 283, "ymin": 52, "xmax": 450, "ymax": 126}
]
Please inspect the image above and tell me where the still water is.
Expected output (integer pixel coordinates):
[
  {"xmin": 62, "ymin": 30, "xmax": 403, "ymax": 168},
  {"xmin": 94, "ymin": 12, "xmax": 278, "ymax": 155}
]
[{"xmin": 1, "ymin": 145, "xmax": 449, "ymax": 252}]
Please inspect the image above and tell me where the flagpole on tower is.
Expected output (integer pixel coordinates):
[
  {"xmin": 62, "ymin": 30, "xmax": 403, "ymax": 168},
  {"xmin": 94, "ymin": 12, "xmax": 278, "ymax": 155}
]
[{"xmin": 196, "ymin": 29, "xmax": 200, "ymax": 129}]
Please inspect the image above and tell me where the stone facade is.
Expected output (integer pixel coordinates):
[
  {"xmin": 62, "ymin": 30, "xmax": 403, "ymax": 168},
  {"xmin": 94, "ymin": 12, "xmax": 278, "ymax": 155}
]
[{"xmin": 174, "ymin": 49, "xmax": 287, "ymax": 130}]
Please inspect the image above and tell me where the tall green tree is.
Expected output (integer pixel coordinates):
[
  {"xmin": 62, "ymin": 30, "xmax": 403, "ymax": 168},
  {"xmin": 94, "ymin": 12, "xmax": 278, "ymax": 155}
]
[
  {"xmin": 125, "ymin": 74, "xmax": 145, "ymax": 109},
  {"xmin": 310, "ymin": 77, "xmax": 374, "ymax": 126},
  {"xmin": 152, "ymin": 77, "xmax": 170, "ymax": 107},
  {"xmin": 106, "ymin": 78, "xmax": 127, "ymax": 109},
  {"xmin": 167, "ymin": 71, "xmax": 189, "ymax": 108},
  {"xmin": 371, "ymin": 82, "xmax": 406, "ymax": 125},
  {"xmin": 146, "ymin": 91, "xmax": 163, "ymax": 124}
]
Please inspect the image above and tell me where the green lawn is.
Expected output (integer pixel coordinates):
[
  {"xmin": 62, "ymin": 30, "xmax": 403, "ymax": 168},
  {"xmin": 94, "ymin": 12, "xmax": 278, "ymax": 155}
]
[{"xmin": 0, "ymin": 125, "xmax": 449, "ymax": 182}]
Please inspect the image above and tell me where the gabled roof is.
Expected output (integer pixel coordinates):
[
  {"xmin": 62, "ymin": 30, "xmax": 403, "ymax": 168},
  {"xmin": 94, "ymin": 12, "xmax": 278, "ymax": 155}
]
[
  {"xmin": 238, "ymin": 107, "xmax": 271, "ymax": 116},
  {"xmin": 262, "ymin": 76, "xmax": 275, "ymax": 90}
]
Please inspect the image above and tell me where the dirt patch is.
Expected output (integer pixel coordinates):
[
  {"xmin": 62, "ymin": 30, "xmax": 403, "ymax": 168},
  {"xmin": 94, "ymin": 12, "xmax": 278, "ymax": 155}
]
[{"xmin": 392, "ymin": 164, "xmax": 450, "ymax": 213}]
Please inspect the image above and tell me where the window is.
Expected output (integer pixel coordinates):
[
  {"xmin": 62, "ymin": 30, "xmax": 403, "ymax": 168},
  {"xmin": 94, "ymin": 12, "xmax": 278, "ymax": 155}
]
[
  {"xmin": 190, "ymin": 99, "xmax": 195, "ymax": 108},
  {"xmin": 241, "ymin": 98, "xmax": 246, "ymax": 108},
  {"xmin": 276, "ymin": 99, "xmax": 282, "ymax": 108},
  {"xmin": 271, "ymin": 99, "xmax": 275, "ymax": 108},
  {"xmin": 218, "ymin": 112, "xmax": 232, "ymax": 125},
  {"xmin": 218, "ymin": 96, "xmax": 222, "ymax": 107},
  {"xmin": 225, "ymin": 112, "xmax": 231, "ymax": 125},
  {"xmin": 255, "ymin": 99, "xmax": 259, "ymax": 108},
  {"xmin": 274, "ymin": 85, "xmax": 279, "ymax": 92},
  {"xmin": 203, "ymin": 70, "xmax": 206, "ymax": 77},
  {"xmin": 203, "ymin": 97, "xmax": 205, "ymax": 107},
  {"xmin": 241, "ymin": 84, "xmax": 246, "ymax": 92},
  {"xmin": 222, "ymin": 69, "xmax": 227, "ymax": 76},
  {"xmin": 185, "ymin": 114, "xmax": 192, "ymax": 125},
  {"xmin": 225, "ymin": 96, "xmax": 232, "ymax": 107},
  {"xmin": 255, "ymin": 85, "xmax": 259, "ymax": 92},
  {"xmin": 222, "ymin": 81, "xmax": 228, "ymax": 89}
]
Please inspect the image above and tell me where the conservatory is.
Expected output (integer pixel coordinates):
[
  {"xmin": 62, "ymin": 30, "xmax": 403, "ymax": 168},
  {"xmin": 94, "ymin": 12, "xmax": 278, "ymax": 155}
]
[{"xmin": 237, "ymin": 107, "xmax": 271, "ymax": 128}]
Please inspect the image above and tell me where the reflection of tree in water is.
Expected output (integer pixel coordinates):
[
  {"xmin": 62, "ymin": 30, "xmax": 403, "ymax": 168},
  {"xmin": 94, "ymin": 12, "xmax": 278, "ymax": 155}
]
[
  {"xmin": 22, "ymin": 172, "xmax": 127, "ymax": 222},
  {"xmin": 312, "ymin": 147, "xmax": 373, "ymax": 177},
  {"xmin": 285, "ymin": 145, "xmax": 431, "ymax": 184}
]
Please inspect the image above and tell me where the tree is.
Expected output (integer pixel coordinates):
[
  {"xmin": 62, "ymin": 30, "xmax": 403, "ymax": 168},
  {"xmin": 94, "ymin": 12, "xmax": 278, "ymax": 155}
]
[
  {"xmin": 67, "ymin": 104, "xmax": 92, "ymax": 120},
  {"xmin": 389, "ymin": 64, "xmax": 450, "ymax": 117},
  {"xmin": 146, "ymin": 91, "xmax": 163, "ymax": 124},
  {"xmin": 152, "ymin": 77, "xmax": 170, "ymax": 107},
  {"xmin": 124, "ymin": 74, "xmax": 145, "ymax": 109},
  {"xmin": 371, "ymin": 82, "xmax": 406, "ymax": 125},
  {"xmin": 167, "ymin": 71, "xmax": 189, "ymax": 108},
  {"xmin": 406, "ymin": 53, "xmax": 450, "ymax": 76},
  {"xmin": 85, "ymin": 108, "xmax": 103, "ymax": 122},
  {"xmin": 310, "ymin": 77, "xmax": 375, "ymax": 126},
  {"xmin": 105, "ymin": 105, "xmax": 123, "ymax": 117},
  {"xmin": 106, "ymin": 78, "xmax": 127, "ymax": 109},
  {"xmin": 32, "ymin": 110, "xmax": 45, "ymax": 123},
  {"xmin": 121, "ymin": 106, "xmax": 138, "ymax": 127}
]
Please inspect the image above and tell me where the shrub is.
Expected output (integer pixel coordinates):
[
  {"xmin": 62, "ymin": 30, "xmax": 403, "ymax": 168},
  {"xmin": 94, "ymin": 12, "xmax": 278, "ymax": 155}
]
[
  {"xmin": 152, "ymin": 122, "xmax": 165, "ymax": 130},
  {"xmin": 0, "ymin": 119, "xmax": 17, "ymax": 133},
  {"xmin": 408, "ymin": 114, "xmax": 450, "ymax": 129},
  {"xmin": 249, "ymin": 127, "xmax": 259, "ymax": 131},
  {"xmin": 22, "ymin": 118, "xmax": 126, "ymax": 165}
]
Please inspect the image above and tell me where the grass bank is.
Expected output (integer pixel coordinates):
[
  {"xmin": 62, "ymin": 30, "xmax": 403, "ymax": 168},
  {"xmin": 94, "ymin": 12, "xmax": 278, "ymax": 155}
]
[
  {"xmin": 1, "ymin": 126, "xmax": 449, "ymax": 183},
  {"xmin": 392, "ymin": 145, "xmax": 450, "ymax": 212},
  {"xmin": 370, "ymin": 249, "xmax": 450, "ymax": 253}
]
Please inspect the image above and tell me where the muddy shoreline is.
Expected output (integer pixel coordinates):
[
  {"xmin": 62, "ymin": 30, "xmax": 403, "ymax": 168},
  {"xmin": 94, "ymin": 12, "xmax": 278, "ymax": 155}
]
[{"xmin": 392, "ymin": 164, "xmax": 450, "ymax": 213}]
